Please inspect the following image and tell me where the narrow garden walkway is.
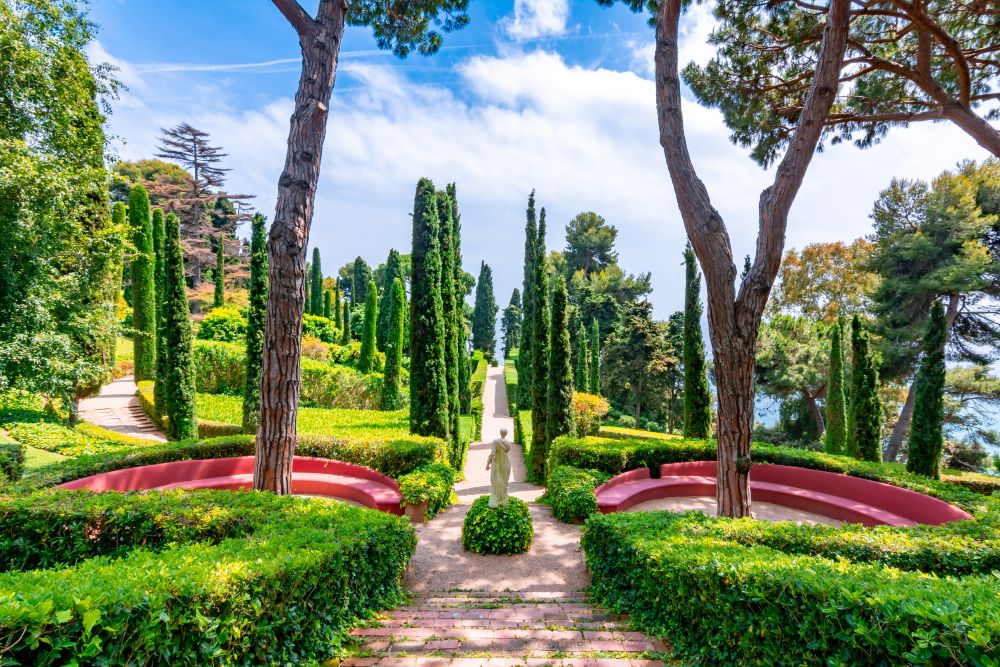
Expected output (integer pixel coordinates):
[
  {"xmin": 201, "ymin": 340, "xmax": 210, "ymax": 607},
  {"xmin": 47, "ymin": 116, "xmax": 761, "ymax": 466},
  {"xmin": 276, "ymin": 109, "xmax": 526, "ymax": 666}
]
[{"xmin": 78, "ymin": 376, "xmax": 167, "ymax": 442}]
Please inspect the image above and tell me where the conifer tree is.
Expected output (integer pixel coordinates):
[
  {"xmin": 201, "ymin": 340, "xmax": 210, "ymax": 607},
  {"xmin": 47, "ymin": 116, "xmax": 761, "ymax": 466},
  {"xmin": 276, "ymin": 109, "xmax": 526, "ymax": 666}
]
[
  {"xmin": 213, "ymin": 235, "xmax": 225, "ymax": 308},
  {"xmin": 437, "ymin": 192, "xmax": 461, "ymax": 443},
  {"xmin": 449, "ymin": 183, "xmax": 472, "ymax": 415},
  {"xmin": 381, "ymin": 278, "xmax": 406, "ymax": 410},
  {"xmin": 242, "ymin": 213, "xmax": 268, "ymax": 433},
  {"xmin": 151, "ymin": 208, "xmax": 168, "ymax": 417},
  {"xmin": 162, "ymin": 213, "xmax": 196, "ymax": 440},
  {"xmin": 323, "ymin": 289, "xmax": 332, "ymax": 318},
  {"xmin": 352, "ymin": 256, "xmax": 371, "ymax": 308},
  {"xmin": 359, "ymin": 280, "xmax": 378, "ymax": 373},
  {"xmin": 128, "ymin": 184, "xmax": 156, "ymax": 380},
  {"xmin": 340, "ymin": 300, "xmax": 351, "ymax": 344},
  {"xmin": 409, "ymin": 177, "xmax": 450, "ymax": 440},
  {"xmin": 824, "ymin": 319, "xmax": 847, "ymax": 454},
  {"xmin": 333, "ymin": 283, "xmax": 342, "ymax": 327},
  {"xmin": 907, "ymin": 301, "xmax": 947, "ymax": 477},
  {"xmin": 683, "ymin": 243, "xmax": 711, "ymax": 438},
  {"xmin": 377, "ymin": 249, "xmax": 404, "ymax": 351},
  {"xmin": 576, "ymin": 319, "xmax": 590, "ymax": 390},
  {"xmin": 849, "ymin": 316, "xmax": 883, "ymax": 462},
  {"xmin": 518, "ymin": 191, "xmax": 538, "ymax": 405},
  {"xmin": 589, "ymin": 318, "xmax": 601, "ymax": 395},
  {"xmin": 547, "ymin": 277, "xmax": 576, "ymax": 447},
  {"xmin": 501, "ymin": 289, "xmax": 522, "ymax": 359},
  {"xmin": 310, "ymin": 248, "xmax": 323, "ymax": 316},
  {"xmin": 472, "ymin": 261, "xmax": 498, "ymax": 355},
  {"xmin": 528, "ymin": 210, "xmax": 550, "ymax": 479},
  {"xmin": 305, "ymin": 260, "xmax": 311, "ymax": 316}
]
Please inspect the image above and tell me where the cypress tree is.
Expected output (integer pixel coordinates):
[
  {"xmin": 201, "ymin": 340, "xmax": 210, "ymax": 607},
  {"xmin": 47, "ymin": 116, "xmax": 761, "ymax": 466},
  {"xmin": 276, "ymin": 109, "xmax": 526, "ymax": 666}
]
[
  {"xmin": 589, "ymin": 318, "xmax": 601, "ymax": 395},
  {"xmin": 849, "ymin": 315, "xmax": 883, "ymax": 462},
  {"xmin": 409, "ymin": 177, "xmax": 450, "ymax": 440},
  {"xmin": 546, "ymin": 276, "xmax": 575, "ymax": 447},
  {"xmin": 518, "ymin": 191, "xmax": 538, "ymax": 406},
  {"xmin": 437, "ymin": 193, "xmax": 461, "ymax": 444},
  {"xmin": 340, "ymin": 300, "xmax": 351, "ymax": 344},
  {"xmin": 449, "ymin": 183, "xmax": 472, "ymax": 415},
  {"xmin": 907, "ymin": 301, "xmax": 947, "ymax": 477},
  {"xmin": 128, "ymin": 184, "xmax": 156, "ymax": 380},
  {"xmin": 213, "ymin": 235, "xmax": 225, "ymax": 308},
  {"xmin": 381, "ymin": 278, "xmax": 406, "ymax": 410},
  {"xmin": 162, "ymin": 213, "xmax": 196, "ymax": 441},
  {"xmin": 683, "ymin": 243, "xmax": 711, "ymax": 438},
  {"xmin": 528, "ymin": 210, "xmax": 550, "ymax": 480},
  {"xmin": 310, "ymin": 247, "xmax": 323, "ymax": 316},
  {"xmin": 151, "ymin": 207, "xmax": 168, "ymax": 417},
  {"xmin": 575, "ymin": 319, "xmax": 589, "ymax": 390},
  {"xmin": 824, "ymin": 319, "xmax": 847, "ymax": 454},
  {"xmin": 352, "ymin": 256, "xmax": 371, "ymax": 308},
  {"xmin": 323, "ymin": 289, "xmax": 332, "ymax": 319},
  {"xmin": 242, "ymin": 213, "xmax": 267, "ymax": 434},
  {"xmin": 333, "ymin": 283, "xmax": 342, "ymax": 327},
  {"xmin": 377, "ymin": 249, "xmax": 404, "ymax": 351},
  {"xmin": 304, "ymin": 261, "xmax": 311, "ymax": 316},
  {"xmin": 359, "ymin": 279, "xmax": 378, "ymax": 373},
  {"xmin": 472, "ymin": 261, "xmax": 498, "ymax": 355}
]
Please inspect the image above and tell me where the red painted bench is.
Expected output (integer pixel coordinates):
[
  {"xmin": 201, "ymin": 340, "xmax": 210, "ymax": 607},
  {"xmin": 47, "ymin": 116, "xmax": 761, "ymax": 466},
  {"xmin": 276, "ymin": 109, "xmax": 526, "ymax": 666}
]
[
  {"xmin": 594, "ymin": 461, "xmax": 973, "ymax": 526},
  {"xmin": 57, "ymin": 456, "xmax": 403, "ymax": 515}
]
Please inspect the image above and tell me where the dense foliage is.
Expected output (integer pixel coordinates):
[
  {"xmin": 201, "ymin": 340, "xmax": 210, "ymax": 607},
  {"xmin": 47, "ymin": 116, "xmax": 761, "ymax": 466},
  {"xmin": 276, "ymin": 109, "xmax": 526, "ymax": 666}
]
[
  {"xmin": 471, "ymin": 261, "xmax": 498, "ymax": 354},
  {"xmin": 501, "ymin": 289, "xmax": 521, "ymax": 359},
  {"xmin": 127, "ymin": 185, "xmax": 156, "ymax": 380},
  {"xmin": 195, "ymin": 307, "xmax": 247, "ymax": 343},
  {"xmin": 376, "ymin": 249, "xmax": 404, "ymax": 352},
  {"xmin": 381, "ymin": 278, "xmax": 406, "ymax": 411},
  {"xmin": 462, "ymin": 495, "xmax": 533, "ymax": 555},
  {"xmin": 517, "ymin": 191, "xmax": 538, "ymax": 407},
  {"xmin": 848, "ymin": 316, "xmax": 882, "ymax": 462},
  {"xmin": 908, "ymin": 300, "xmax": 947, "ymax": 478},
  {"xmin": 161, "ymin": 213, "xmax": 197, "ymax": 440},
  {"xmin": 546, "ymin": 465, "xmax": 607, "ymax": 523},
  {"xmin": 242, "ymin": 212, "xmax": 267, "ymax": 433},
  {"xmin": 824, "ymin": 319, "xmax": 847, "ymax": 454},
  {"xmin": 528, "ymin": 211, "xmax": 550, "ymax": 480},
  {"xmin": 359, "ymin": 280, "xmax": 378, "ymax": 373},
  {"xmin": 437, "ymin": 190, "xmax": 461, "ymax": 444},
  {"xmin": 310, "ymin": 247, "xmax": 324, "ymax": 316},
  {"xmin": 398, "ymin": 462, "xmax": 455, "ymax": 518},
  {"xmin": 546, "ymin": 276, "xmax": 575, "ymax": 447}
]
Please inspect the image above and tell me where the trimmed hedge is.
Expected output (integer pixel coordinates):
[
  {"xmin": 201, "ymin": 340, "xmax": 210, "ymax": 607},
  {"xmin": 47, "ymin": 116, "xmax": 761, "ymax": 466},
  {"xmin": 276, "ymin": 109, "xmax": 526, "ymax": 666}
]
[
  {"xmin": 399, "ymin": 463, "xmax": 456, "ymax": 519},
  {"xmin": 0, "ymin": 443, "xmax": 24, "ymax": 483},
  {"xmin": 462, "ymin": 495, "xmax": 533, "ymax": 555},
  {"xmin": 583, "ymin": 511, "xmax": 1000, "ymax": 665},
  {"xmin": 0, "ymin": 489, "xmax": 415, "ymax": 664},
  {"xmin": 547, "ymin": 465, "xmax": 608, "ymax": 523},
  {"xmin": 137, "ymin": 381, "xmax": 243, "ymax": 439},
  {"xmin": 469, "ymin": 351, "xmax": 489, "ymax": 439}
]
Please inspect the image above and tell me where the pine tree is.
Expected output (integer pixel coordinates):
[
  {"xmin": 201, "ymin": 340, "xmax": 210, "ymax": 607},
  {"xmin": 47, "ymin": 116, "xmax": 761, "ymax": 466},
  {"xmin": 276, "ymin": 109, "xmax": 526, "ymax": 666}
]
[
  {"xmin": 547, "ymin": 277, "xmax": 576, "ymax": 447},
  {"xmin": 437, "ymin": 192, "xmax": 461, "ymax": 445},
  {"xmin": 575, "ymin": 319, "xmax": 590, "ymax": 390},
  {"xmin": 824, "ymin": 319, "xmax": 847, "ymax": 454},
  {"xmin": 381, "ymin": 278, "xmax": 406, "ymax": 410},
  {"xmin": 849, "ymin": 316, "xmax": 883, "ymax": 462},
  {"xmin": 472, "ymin": 261, "xmax": 498, "ymax": 355},
  {"xmin": 310, "ymin": 248, "xmax": 323, "ymax": 316},
  {"xmin": 128, "ymin": 184, "xmax": 156, "ymax": 380},
  {"xmin": 162, "ymin": 213, "xmax": 197, "ymax": 440},
  {"xmin": 151, "ymin": 207, "xmax": 168, "ymax": 417},
  {"xmin": 449, "ymin": 183, "xmax": 472, "ymax": 415},
  {"xmin": 333, "ymin": 283, "xmax": 342, "ymax": 327},
  {"xmin": 242, "ymin": 213, "xmax": 267, "ymax": 434},
  {"xmin": 528, "ymin": 210, "xmax": 550, "ymax": 480},
  {"xmin": 683, "ymin": 243, "xmax": 712, "ymax": 438},
  {"xmin": 376, "ymin": 249, "xmax": 404, "ymax": 351},
  {"xmin": 359, "ymin": 280, "xmax": 378, "ymax": 373},
  {"xmin": 409, "ymin": 177, "xmax": 450, "ymax": 440},
  {"xmin": 589, "ymin": 318, "xmax": 601, "ymax": 395},
  {"xmin": 323, "ymin": 289, "xmax": 332, "ymax": 318},
  {"xmin": 340, "ymin": 300, "xmax": 351, "ymax": 344},
  {"xmin": 213, "ymin": 234, "xmax": 225, "ymax": 308},
  {"xmin": 907, "ymin": 301, "xmax": 947, "ymax": 477},
  {"xmin": 518, "ymin": 191, "xmax": 538, "ymax": 406}
]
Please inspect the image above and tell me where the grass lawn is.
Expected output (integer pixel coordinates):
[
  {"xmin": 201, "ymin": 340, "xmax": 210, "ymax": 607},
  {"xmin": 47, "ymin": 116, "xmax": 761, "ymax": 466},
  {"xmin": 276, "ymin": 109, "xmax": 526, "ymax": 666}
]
[
  {"xmin": 24, "ymin": 445, "xmax": 67, "ymax": 468},
  {"xmin": 518, "ymin": 408, "xmax": 532, "ymax": 446},
  {"xmin": 459, "ymin": 414, "xmax": 477, "ymax": 444},
  {"xmin": 599, "ymin": 425, "xmax": 682, "ymax": 440},
  {"xmin": 116, "ymin": 336, "xmax": 134, "ymax": 360},
  {"xmin": 884, "ymin": 460, "xmax": 1000, "ymax": 485}
]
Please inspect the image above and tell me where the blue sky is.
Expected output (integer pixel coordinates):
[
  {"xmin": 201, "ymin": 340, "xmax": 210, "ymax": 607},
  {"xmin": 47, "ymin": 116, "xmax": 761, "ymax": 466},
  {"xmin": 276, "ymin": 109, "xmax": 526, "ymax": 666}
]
[{"xmin": 88, "ymin": 0, "xmax": 994, "ymax": 323}]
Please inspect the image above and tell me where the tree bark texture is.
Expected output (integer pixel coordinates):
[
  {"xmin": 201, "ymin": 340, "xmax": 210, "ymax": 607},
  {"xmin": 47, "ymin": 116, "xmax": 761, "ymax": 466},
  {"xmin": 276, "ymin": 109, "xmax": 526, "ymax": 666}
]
[
  {"xmin": 654, "ymin": 0, "xmax": 851, "ymax": 516},
  {"xmin": 254, "ymin": 0, "xmax": 347, "ymax": 494}
]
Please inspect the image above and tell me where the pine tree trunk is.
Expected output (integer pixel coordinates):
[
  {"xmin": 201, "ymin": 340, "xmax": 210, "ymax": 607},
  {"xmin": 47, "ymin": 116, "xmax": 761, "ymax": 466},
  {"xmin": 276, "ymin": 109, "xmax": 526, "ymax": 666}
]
[
  {"xmin": 254, "ymin": 0, "xmax": 347, "ymax": 494},
  {"xmin": 803, "ymin": 389, "xmax": 825, "ymax": 439},
  {"xmin": 941, "ymin": 103, "xmax": 1000, "ymax": 157},
  {"xmin": 713, "ymin": 339, "xmax": 755, "ymax": 517}
]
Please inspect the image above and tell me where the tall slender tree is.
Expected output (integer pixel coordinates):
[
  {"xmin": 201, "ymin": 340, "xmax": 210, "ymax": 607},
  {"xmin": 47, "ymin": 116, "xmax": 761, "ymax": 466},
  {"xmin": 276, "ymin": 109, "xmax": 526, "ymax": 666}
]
[
  {"xmin": 323, "ymin": 289, "xmax": 332, "ymax": 318},
  {"xmin": 472, "ymin": 261, "xmax": 498, "ymax": 355},
  {"xmin": 907, "ymin": 301, "xmax": 947, "ymax": 478},
  {"xmin": 340, "ymin": 300, "xmax": 351, "ymax": 344},
  {"xmin": 381, "ymin": 278, "xmax": 406, "ymax": 410},
  {"xmin": 310, "ymin": 248, "xmax": 323, "ymax": 316},
  {"xmin": 305, "ymin": 260, "xmax": 312, "ymax": 317},
  {"xmin": 162, "ymin": 213, "xmax": 197, "ymax": 440},
  {"xmin": 151, "ymin": 208, "xmax": 168, "ymax": 417},
  {"xmin": 589, "ymin": 318, "xmax": 601, "ymax": 395},
  {"xmin": 528, "ymin": 210, "xmax": 550, "ymax": 479},
  {"xmin": 449, "ymin": 183, "xmax": 472, "ymax": 415},
  {"xmin": 359, "ymin": 279, "xmax": 378, "ymax": 373},
  {"xmin": 243, "ymin": 213, "xmax": 268, "ymax": 434},
  {"xmin": 824, "ymin": 319, "xmax": 847, "ymax": 454},
  {"xmin": 437, "ymin": 192, "xmax": 461, "ymax": 445},
  {"xmin": 409, "ymin": 178, "xmax": 450, "ymax": 440},
  {"xmin": 376, "ymin": 249, "xmax": 404, "ymax": 351},
  {"xmin": 213, "ymin": 235, "xmax": 225, "ymax": 308},
  {"xmin": 547, "ymin": 277, "xmax": 576, "ymax": 446},
  {"xmin": 682, "ymin": 243, "xmax": 711, "ymax": 438},
  {"xmin": 849, "ymin": 316, "xmax": 882, "ymax": 462},
  {"xmin": 501, "ymin": 289, "xmax": 522, "ymax": 359},
  {"xmin": 518, "ymin": 191, "xmax": 538, "ymax": 405},
  {"xmin": 352, "ymin": 256, "xmax": 371, "ymax": 308},
  {"xmin": 575, "ymin": 319, "xmax": 589, "ymax": 390},
  {"xmin": 333, "ymin": 283, "xmax": 341, "ymax": 327},
  {"xmin": 128, "ymin": 184, "xmax": 156, "ymax": 381}
]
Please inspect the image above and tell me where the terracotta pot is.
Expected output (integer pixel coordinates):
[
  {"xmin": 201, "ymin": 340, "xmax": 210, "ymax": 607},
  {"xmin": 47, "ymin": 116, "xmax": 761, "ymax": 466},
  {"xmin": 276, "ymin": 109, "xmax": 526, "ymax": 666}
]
[{"xmin": 404, "ymin": 501, "xmax": 428, "ymax": 523}]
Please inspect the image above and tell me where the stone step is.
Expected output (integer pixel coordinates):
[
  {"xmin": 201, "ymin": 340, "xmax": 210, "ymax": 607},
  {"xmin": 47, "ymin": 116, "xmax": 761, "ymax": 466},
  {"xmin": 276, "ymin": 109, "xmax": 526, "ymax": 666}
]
[
  {"xmin": 416, "ymin": 592, "xmax": 590, "ymax": 601},
  {"xmin": 352, "ymin": 628, "xmax": 652, "ymax": 642},
  {"xmin": 342, "ymin": 659, "xmax": 665, "ymax": 667},
  {"xmin": 384, "ymin": 610, "xmax": 623, "ymax": 623},
  {"xmin": 374, "ymin": 618, "xmax": 624, "ymax": 631}
]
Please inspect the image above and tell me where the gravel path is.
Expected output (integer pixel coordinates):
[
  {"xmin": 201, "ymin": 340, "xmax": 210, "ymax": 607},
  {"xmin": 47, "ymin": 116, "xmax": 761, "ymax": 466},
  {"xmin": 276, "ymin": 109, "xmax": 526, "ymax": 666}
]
[{"xmin": 78, "ymin": 376, "xmax": 167, "ymax": 442}]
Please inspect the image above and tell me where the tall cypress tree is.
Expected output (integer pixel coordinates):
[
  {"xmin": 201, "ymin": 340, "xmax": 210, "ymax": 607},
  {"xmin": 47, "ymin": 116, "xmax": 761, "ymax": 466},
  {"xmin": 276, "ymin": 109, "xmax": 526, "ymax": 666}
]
[
  {"xmin": 472, "ymin": 261, "xmax": 498, "ymax": 355},
  {"xmin": 528, "ymin": 209, "xmax": 550, "ymax": 479},
  {"xmin": 449, "ymin": 183, "xmax": 472, "ymax": 415},
  {"xmin": 575, "ymin": 319, "xmax": 589, "ymax": 390},
  {"xmin": 128, "ymin": 184, "xmax": 156, "ymax": 381},
  {"xmin": 381, "ymin": 278, "xmax": 406, "ymax": 410},
  {"xmin": 377, "ymin": 249, "xmax": 404, "ymax": 351},
  {"xmin": 824, "ymin": 319, "xmax": 847, "ymax": 454},
  {"xmin": 242, "ymin": 213, "xmax": 268, "ymax": 434},
  {"xmin": 323, "ymin": 289, "xmax": 332, "ymax": 319},
  {"xmin": 907, "ymin": 301, "xmax": 947, "ymax": 477},
  {"xmin": 589, "ymin": 318, "xmax": 601, "ymax": 395},
  {"xmin": 518, "ymin": 191, "xmax": 538, "ymax": 406},
  {"xmin": 409, "ymin": 177, "xmax": 450, "ymax": 440},
  {"xmin": 359, "ymin": 279, "xmax": 378, "ymax": 373},
  {"xmin": 437, "ymin": 192, "xmax": 461, "ymax": 444},
  {"xmin": 352, "ymin": 256, "xmax": 371, "ymax": 308},
  {"xmin": 333, "ymin": 283, "xmax": 342, "ymax": 327},
  {"xmin": 305, "ymin": 261, "xmax": 312, "ymax": 317},
  {"xmin": 546, "ymin": 276, "xmax": 575, "ymax": 447},
  {"xmin": 849, "ymin": 316, "xmax": 883, "ymax": 462},
  {"xmin": 213, "ymin": 235, "xmax": 225, "ymax": 308},
  {"xmin": 310, "ymin": 247, "xmax": 323, "ymax": 316},
  {"xmin": 340, "ymin": 300, "xmax": 351, "ymax": 344},
  {"xmin": 151, "ymin": 208, "xmax": 168, "ymax": 417},
  {"xmin": 683, "ymin": 243, "xmax": 712, "ymax": 438},
  {"xmin": 162, "ymin": 213, "xmax": 196, "ymax": 441}
]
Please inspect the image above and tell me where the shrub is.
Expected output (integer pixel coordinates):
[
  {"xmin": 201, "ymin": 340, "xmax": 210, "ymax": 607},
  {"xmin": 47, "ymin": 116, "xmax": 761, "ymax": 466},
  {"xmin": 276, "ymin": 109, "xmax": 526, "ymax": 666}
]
[
  {"xmin": 2, "ymin": 418, "xmax": 151, "ymax": 459},
  {"xmin": 399, "ymin": 463, "xmax": 455, "ymax": 518},
  {"xmin": 301, "ymin": 334, "xmax": 330, "ymax": 361},
  {"xmin": 573, "ymin": 392, "xmax": 609, "ymax": 436},
  {"xmin": 303, "ymin": 313, "xmax": 339, "ymax": 344},
  {"xmin": 547, "ymin": 465, "xmax": 608, "ymax": 523},
  {"xmin": 643, "ymin": 421, "xmax": 661, "ymax": 433},
  {"xmin": 0, "ymin": 442, "xmax": 24, "ymax": 482},
  {"xmin": 0, "ymin": 490, "xmax": 415, "ymax": 665},
  {"xmin": 618, "ymin": 415, "xmax": 636, "ymax": 428},
  {"xmin": 194, "ymin": 307, "xmax": 247, "ymax": 343},
  {"xmin": 462, "ymin": 496, "xmax": 533, "ymax": 555}
]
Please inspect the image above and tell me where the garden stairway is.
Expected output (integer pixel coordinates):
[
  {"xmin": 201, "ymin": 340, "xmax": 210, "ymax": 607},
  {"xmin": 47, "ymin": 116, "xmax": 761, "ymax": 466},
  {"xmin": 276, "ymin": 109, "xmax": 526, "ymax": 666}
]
[
  {"xmin": 78, "ymin": 375, "xmax": 167, "ymax": 442},
  {"xmin": 343, "ymin": 590, "xmax": 669, "ymax": 666}
]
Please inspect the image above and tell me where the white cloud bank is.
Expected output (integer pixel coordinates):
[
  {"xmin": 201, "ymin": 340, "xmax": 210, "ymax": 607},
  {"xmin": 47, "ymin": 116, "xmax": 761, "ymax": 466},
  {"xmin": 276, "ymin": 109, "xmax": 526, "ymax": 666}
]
[{"xmin": 502, "ymin": 0, "xmax": 570, "ymax": 41}]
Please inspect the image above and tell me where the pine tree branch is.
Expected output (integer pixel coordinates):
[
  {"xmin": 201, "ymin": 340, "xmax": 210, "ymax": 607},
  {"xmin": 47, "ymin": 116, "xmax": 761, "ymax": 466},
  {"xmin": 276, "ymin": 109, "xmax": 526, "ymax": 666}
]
[{"xmin": 272, "ymin": 0, "xmax": 317, "ymax": 37}]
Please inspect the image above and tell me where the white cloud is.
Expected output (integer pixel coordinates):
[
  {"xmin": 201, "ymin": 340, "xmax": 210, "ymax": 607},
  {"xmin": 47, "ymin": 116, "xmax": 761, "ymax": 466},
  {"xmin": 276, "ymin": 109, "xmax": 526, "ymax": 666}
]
[{"xmin": 502, "ymin": 0, "xmax": 570, "ymax": 41}]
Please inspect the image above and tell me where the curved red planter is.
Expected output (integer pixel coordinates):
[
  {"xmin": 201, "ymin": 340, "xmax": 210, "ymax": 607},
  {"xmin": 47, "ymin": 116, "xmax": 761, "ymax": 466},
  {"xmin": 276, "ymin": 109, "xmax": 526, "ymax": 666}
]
[
  {"xmin": 57, "ymin": 456, "xmax": 403, "ymax": 515},
  {"xmin": 594, "ymin": 461, "xmax": 973, "ymax": 526}
]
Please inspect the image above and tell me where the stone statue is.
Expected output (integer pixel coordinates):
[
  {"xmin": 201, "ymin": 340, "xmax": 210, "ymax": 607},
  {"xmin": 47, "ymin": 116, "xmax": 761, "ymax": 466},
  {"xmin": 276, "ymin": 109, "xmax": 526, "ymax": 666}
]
[{"xmin": 486, "ymin": 427, "xmax": 512, "ymax": 507}]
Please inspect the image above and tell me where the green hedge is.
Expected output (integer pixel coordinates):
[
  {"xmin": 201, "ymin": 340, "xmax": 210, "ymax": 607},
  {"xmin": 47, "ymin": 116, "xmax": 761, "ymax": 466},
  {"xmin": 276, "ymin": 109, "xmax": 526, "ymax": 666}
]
[
  {"xmin": 1, "ymin": 400, "xmax": 156, "ymax": 458},
  {"xmin": 398, "ymin": 463, "xmax": 456, "ymax": 519},
  {"xmin": 0, "ymin": 489, "xmax": 415, "ymax": 664},
  {"xmin": 546, "ymin": 465, "xmax": 608, "ymax": 523},
  {"xmin": 469, "ymin": 351, "xmax": 488, "ymax": 439},
  {"xmin": 462, "ymin": 496, "xmax": 533, "ymax": 555},
  {"xmin": 0, "ymin": 443, "xmax": 24, "ymax": 483},
  {"xmin": 582, "ymin": 511, "xmax": 1000, "ymax": 665}
]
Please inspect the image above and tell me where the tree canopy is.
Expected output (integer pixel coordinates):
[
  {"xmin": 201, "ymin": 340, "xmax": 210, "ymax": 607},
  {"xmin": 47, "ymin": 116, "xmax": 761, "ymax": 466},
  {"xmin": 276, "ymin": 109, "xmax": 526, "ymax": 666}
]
[{"xmin": 564, "ymin": 212, "xmax": 619, "ymax": 276}]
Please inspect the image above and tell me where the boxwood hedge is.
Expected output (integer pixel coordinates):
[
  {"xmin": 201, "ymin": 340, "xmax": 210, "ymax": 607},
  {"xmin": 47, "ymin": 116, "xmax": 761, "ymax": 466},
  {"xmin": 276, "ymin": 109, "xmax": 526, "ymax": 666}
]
[
  {"xmin": 546, "ymin": 465, "xmax": 608, "ymax": 523},
  {"xmin": 0, "ymin": 489, "xmax": 416, "ymax": 665},
  {"xmin": 398, "ymin": 463, "xmax": 456, "ymax": 519}
]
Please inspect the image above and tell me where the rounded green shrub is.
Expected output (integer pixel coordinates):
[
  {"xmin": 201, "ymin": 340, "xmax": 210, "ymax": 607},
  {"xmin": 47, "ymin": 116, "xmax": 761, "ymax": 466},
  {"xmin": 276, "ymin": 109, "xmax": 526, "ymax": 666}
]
[
  {"xmin": 399, "ymin": 463, "xmax": 455, "ymax": 518},
  {"xmin": 195, "ymin": 307, "xmax": 247, "ymax": 343},
  {"xmin": 461, "ymin": 495, "xmax": 533, "ymax": 555},
  {"xmin": 618, "ymin": 415, "xmax": 636, "ymax": 428}
]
